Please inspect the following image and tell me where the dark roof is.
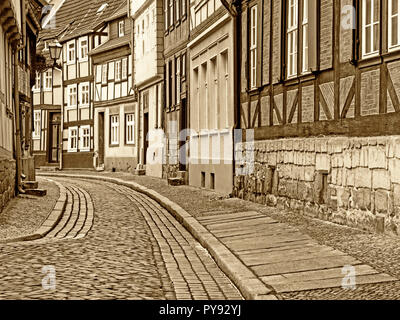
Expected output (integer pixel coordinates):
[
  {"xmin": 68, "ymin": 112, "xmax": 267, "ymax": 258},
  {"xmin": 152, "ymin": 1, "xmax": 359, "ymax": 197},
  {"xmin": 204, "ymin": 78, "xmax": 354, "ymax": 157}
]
[
  {"xmin": 89, "ymin": 34, "xmax": 130, "ymax": 56},
  {"xmin": 105, "ymin": 0, "xmax": 127, "ymax": 22},
  {"xmin": 38, "ymin": 0, "xmax": 126, "ymax": 43}
]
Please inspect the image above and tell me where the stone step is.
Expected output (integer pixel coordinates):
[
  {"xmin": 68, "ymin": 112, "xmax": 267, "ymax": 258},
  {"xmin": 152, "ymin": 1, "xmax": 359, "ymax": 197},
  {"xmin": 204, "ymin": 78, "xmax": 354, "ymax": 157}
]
[
  {"xmin": 134, "ymin": 169, "xmax": 146, "ymax": 175},
  {"xmin": 22, "ymin": 181, "xmax": 38, "ymax": 190},
  {"xmin": 167, "ymin": 177, "xmax": 185, "ymax": 186},
  {"xmin": 24, "ymin": 189, "xmax": 47, "ymax": 197}
]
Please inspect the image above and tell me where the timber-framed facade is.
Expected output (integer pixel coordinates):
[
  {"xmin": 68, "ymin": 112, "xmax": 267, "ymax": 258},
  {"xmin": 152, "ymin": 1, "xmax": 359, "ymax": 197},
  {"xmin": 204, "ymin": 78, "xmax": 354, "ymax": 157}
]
[{"xmin": 235, "ymin": 0, "xmax": 400, "ymax": 235}]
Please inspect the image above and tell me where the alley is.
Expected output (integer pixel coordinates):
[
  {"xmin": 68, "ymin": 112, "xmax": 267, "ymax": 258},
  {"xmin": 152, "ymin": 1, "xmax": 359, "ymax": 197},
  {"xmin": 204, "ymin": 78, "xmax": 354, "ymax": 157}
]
[{"xmin": 0, "ymin": 178, "xmax": 242, "ymax": 300}]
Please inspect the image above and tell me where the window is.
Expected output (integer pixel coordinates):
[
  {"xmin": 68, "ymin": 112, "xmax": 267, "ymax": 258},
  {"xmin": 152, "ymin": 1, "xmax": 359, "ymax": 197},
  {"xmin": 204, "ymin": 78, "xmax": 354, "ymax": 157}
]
[
  {"xmin": 164, "ymin": 0, "xmax": 169, "ymax": 30},
  {"xmin": 34, "ymin": 71, "xmax": 40, "ymax": 91},
  {"xmin": 80, "ymin": 83, "xmax": 89, "ymax": 106},
  {"xmin": 68, "ymin": 85, "xmax": 77, "ymax": 107},
  {"xmin": 287, "ymin": 0, "xmax": 298, "ymax": 78},
  {"xmin": 67, "ymin": 41, "xmax": 75, "ymax": 64},
  {"xmin": 80, "ymin": 125, "xmax": 90, "ymax": 151},
  {"xmin": 115, "ymin": 60, "xmax": 122, "ymax": 81},
  {"xmin": 362, "ymin": 0, "xmax": 380, "ymax": 57},
  {"xmin": 44, "ymin": 70, "xmax": 52, "ymax": 90},
  {"xmin": 102, "ymin": 64, "xmax": 108, "ymax": 84},
  {"xmin": 168, "ymin": 60, "xmax": 173, "ymax": 107},
  {"xmin": 182, "ymin": 53, "xmax": 186, "ymax": 77},
  {"xmin": 249, "ymin": 5, "xmax": 257, "ymax": 89},
  {"xmin": 122, "ymin": 58, "xmax": 127, "ymax": 79},
  {"xmin": 44, "ymin": 41, "xmax": 49, "ymax": 51},
  {"xmin": 169, "ymin": 0, "xmax": 174, "ymax": 27},
  {"xmin": 302, "ymin": 0, "xmax": 309, "ymax": 73},
  {"xmin": 110, "ymin": 115, "xmax": 119, "ymax": 145},
  {"xmin": 33, "ymin": 110, "xmax": 41, "ymax": 139},
  {"xmin": 68, "ymin": 127, "xmax": 78, "ymax": 152},
  {"xmin": 79, "ymin": 38, "xmax": 88, "ymax": 60},
  {"xmin": 119, "ymin": 20, "xmax": 125, "ymax": 37},
  {"xmin": 175, "ymin": 0, "xmax": 180, "ymax": 22},
  {"xmin": 126, "ymin": 113, "xmax": 135, "ymax": 144},
  {"xmin": 182, "ymin": 0, "xmax": 186, "ymax": 17},
  {"xmin": 176, "ymin": 56, "xmax": 181, "ymax": 104},
  {"xmin": 389, "ymin": 0, "xmax": 400, "ymax": 49}
]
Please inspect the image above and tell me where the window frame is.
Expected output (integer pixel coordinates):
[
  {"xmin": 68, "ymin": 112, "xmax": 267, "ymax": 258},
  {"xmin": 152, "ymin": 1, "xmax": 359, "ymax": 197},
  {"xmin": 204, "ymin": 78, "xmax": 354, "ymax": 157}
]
[
  {"xmin": 287, "ymin": 0, "xmax": 299, "ymax": 79},
  {"xmin": 389, "ymin": 0, "xmax": 400, "ymax": 51},
  {"xmin": 67, "ymin": 84, "xmax": 77, "ymax": 108},
  {"xmin": 33, "ymin": 71, "xmax": 40, "ymax": 92},
  {"xmin": 115, "ymin": 60, "xmax": 122, "ymax": 82},
  {"xmin": 67, "ymin": 40, "xmax": 76, "ymax": 65},
  {"xmin": 102, "ymin": 63, "xmax": 108, "ymax": 84},
  {"xmin": 79, "ymin": 82, "xmax": 90, "ymax": 107},
  {"xmin": 79, "ymin": 125, "xmax": 91, "ymax": 152},
  {"xmin": 118, "ymin": 20, "xmax": 125, "ymax": 37},
  {"xmin": 249, "ymin": 4, "xmax": 258, "ymax": 89},
  {"xmin": 79, "ymin": 38, "xmax": 88, "ymax": 61},
  {"xmin": 125, "ymin": 113, "xmax": 135, "ymax": 145},
  {"xmin": 43, "ymin": 69, "xmax": 52, "ymax": 91},
  {"xmin": 122, "ymin": 58, "xmax": 128, "ymax": 80},
  {"xmin": 361, "ymin": 0, "xmax": 380, "ymax": 58},
  {"xmin": 110, "ymin": 114, "xmax": 120, "ymax": 146},
  {"xmin": 68, "ymin": 126, "xmax": 78, "ymax": 152},
  {"xmin": 33, "ymin": 110, "xmax": 41, "ymax": 140}
]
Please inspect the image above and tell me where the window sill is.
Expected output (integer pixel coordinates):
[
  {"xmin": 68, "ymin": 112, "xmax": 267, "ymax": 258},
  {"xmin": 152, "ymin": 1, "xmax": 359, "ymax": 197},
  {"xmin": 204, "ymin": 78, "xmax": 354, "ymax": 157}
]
[
  {"xmin": 382, "ymin": 50, "xmax": 400, "ymax": 63},
  {"xmin": 79, "ymin": 105, "xmax": 90, "ymax": 108},
  {"xmin": 125, "ymin": 142, "xmax": 135, "ymax": 146},
  {"xmin": 33, "ymin": 136, "xmax": 40, "ymax": 140},
  {"xmin": 358, "ymin": 55, "xmax": 382, "ymax": 69},
  {"xmin": 67, "ymin": 149, "xmax": 78, "ymax": 153},
  {"xmin": 79, "ymin": 148, "xmax": 90, "ymax": 152},
  {"xmin": 109, "ymin": 144, "xmax": 120, "ymax": 148},
  {"xmin": 79, "ymin": 57, "xmax": 88, "ymax": 62}
]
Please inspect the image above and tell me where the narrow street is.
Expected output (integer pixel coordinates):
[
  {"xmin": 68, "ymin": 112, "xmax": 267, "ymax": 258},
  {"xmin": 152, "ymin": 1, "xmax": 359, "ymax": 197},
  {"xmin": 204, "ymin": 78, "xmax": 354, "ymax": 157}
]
[{"xmin": 0, "ymin": 177, "xmax": 242, "ymax": 300}]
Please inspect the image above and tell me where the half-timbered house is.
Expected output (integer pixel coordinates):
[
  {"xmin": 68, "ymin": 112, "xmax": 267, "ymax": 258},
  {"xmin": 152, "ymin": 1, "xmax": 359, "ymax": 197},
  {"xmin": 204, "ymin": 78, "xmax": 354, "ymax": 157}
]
[
  {"xmin": 130, "ymin": 0, "xmax": 164, "ymax": 177},
  {"xmin": 163, "ymin": 0, "xmax": 190, "ymax": 185},
  {"xmin": 33, "ymin": 0, "xmax": 125, "ymax": 169},
  {"xmin": 91, "ymin": 1, "xmax": 136, "ymax": 172},
  {"xmin": 188, "ymin": 0, "xmax": 236, "ymax": 194},
  {"xmin": 234, "ymin": 0, "xmax": 400, "ymax": 235}
]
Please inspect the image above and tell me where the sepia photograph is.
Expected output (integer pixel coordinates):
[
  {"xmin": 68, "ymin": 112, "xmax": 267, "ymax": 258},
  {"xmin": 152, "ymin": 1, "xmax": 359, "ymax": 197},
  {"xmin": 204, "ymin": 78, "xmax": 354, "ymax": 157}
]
[{"xmin": 0, "ymin": 0, "xmax": 399, "ymax": 312}]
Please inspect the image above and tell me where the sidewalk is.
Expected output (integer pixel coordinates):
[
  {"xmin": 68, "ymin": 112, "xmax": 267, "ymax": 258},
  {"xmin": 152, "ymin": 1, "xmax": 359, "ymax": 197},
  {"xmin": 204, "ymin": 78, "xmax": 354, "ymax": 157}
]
[
  {"xmin": 0, "ymin": 177, "xmax": 59, "ymax": 241},
  {"xmin": 38, "ymin": 170, "xmax": 400, "ymax": 299}
]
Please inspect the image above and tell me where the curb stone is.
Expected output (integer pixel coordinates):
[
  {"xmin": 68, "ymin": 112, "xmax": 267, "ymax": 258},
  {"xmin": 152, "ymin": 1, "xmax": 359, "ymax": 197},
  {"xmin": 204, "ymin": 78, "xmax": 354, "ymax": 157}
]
[
  {"xmin": 37, "ymin": 172, "xmax": 279, "ymax": 300},
  {"xmin": 0, "ymin": 178, "xmax": 67, "ymax": 244}
]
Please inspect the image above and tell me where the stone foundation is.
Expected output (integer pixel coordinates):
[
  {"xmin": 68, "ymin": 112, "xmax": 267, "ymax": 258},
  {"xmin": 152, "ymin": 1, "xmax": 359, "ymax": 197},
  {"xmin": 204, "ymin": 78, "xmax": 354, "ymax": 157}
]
[
  {"xmin": 0, "ymin": 157, "xmax": 16, "ymax": 213},
  {"xmin": 234, "ymin": 136, "xmax": 400, "ymax": 236},
  {"xmin": 105, "ymin": 157, "xmax": 138, "ymax": 173}
]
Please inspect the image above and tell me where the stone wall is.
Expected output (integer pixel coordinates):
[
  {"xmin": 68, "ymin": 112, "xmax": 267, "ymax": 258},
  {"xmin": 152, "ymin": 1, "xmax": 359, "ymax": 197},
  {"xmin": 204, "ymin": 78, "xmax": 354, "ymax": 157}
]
[
  {"xmin": 234, "ymin": 136, "xmax": 400, "ymax": 236},
  {"xmin": 0, "ymin": 157, "xmax": 16, "ymax": 213}
]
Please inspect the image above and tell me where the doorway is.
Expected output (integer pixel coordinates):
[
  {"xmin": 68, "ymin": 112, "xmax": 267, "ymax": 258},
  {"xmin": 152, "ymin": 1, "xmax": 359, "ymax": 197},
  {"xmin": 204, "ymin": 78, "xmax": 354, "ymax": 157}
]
[
  {"xmin": 179, "ymin": 98, "xmax": 187, "ymax": 171},
  {"xmin": 48, "ymin": 112, "xmax": 61, "ymax": 163},
  {"xmin": 143, "ymin": 112, "xmax": 149, "ymax": 164}
]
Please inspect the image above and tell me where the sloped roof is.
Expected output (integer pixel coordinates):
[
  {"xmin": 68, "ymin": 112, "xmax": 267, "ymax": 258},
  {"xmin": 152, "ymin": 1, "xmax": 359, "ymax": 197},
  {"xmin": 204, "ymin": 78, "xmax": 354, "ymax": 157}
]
[
  {"xmin": 89, "ymin": 34, "xmax": 130, "ymax": 56},
  {"xmin": 38, "ymin": 0, "xmax": 125, "ymax": 43},
  {"xmin": 105, "ymin": 0, "xmax": 127, "ymax": 22}
]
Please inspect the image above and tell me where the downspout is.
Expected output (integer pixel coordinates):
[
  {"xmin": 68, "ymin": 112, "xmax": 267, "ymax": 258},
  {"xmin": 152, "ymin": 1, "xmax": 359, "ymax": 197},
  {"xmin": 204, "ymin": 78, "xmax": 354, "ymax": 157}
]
[
  {"xmin": 232, "ymin": 1, "xmax": 241, "ymax": 195},
  {"xmin": 14, "ymin": 47, "xmax": 25, "ymax": 194},
  {"xmin": 60, "ymin": 62, "xmax": 64, "ymax": 170}
]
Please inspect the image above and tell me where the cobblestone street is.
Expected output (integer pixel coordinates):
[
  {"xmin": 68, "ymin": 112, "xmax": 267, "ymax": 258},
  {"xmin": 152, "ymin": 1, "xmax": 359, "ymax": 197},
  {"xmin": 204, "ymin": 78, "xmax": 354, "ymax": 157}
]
[{"xmin": 0, "ymin": 177, "xmax": 242, "ymax": 299}]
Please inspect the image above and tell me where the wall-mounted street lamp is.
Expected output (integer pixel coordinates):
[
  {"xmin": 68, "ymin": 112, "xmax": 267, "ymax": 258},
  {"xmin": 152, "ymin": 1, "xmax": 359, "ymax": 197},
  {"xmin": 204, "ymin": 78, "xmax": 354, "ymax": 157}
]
[{"xmin": 48, "ymin": 41, "xmax": 62, "ymax": 69}]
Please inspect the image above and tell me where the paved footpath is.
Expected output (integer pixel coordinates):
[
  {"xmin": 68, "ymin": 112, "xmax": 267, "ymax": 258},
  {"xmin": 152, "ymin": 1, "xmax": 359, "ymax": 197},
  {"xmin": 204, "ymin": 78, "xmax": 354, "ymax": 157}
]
[
  {"xmin": 37, "ymin": 172, "xmax": 400, "ymax": 300},
  {"xmin": 0, "ymin": 178, "xmax": 242, "ymax": 299}
]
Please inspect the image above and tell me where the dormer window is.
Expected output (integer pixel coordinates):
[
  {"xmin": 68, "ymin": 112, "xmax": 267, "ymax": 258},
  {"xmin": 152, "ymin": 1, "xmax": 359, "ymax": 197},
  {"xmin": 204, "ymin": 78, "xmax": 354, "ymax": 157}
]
[{"xmin": 119, "ymin": 20, "xmax": 125, "ymax": 37}]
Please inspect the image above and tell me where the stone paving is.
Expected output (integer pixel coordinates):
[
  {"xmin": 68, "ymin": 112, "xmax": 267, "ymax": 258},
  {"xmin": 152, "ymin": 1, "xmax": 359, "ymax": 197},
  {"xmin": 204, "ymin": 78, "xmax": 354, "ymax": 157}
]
[
  {"xmin": 0, "ymin": 177, "xmax": 242, "ymax": 299},
  {"xmin": 37, "ymin": 171, "xmax": 400, "ymax": 300}
]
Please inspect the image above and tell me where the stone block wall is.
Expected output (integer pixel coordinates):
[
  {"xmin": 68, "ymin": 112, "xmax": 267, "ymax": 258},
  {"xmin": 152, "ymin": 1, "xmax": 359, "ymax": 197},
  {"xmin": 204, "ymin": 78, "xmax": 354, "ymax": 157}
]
[
  {"xmin": 234, "ymin": 136, "xmax": 400, "ymax": 236},
  {"xmin": 0, "ymin": 157, "xmax": 16, "ymax": 213}
]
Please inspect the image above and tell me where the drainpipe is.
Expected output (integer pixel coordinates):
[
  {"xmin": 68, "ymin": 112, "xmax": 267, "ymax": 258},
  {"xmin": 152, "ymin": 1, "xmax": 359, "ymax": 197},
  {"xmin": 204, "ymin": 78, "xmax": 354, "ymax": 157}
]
[
  {"xmin": 232, "ymin": 1, "xmax": 241, "ymax": 195},
  {"xmin": 60, "ymin": 62, "xmax": 64, "ymax": 170},
  {"xmin": 14, "ymin": 48, "xmax": 25, "ymax": 194}
]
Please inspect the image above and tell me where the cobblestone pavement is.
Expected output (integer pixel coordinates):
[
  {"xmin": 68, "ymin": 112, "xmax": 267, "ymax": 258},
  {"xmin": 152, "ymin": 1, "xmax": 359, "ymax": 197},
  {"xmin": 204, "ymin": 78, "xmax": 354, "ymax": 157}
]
[
  {"xmin": 40, "ymin": 171, "xmax": 400, "ymax": 300},
  {"xmin": 0, "ymin": 177, "xmax": 242, "ymax": 299}
]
